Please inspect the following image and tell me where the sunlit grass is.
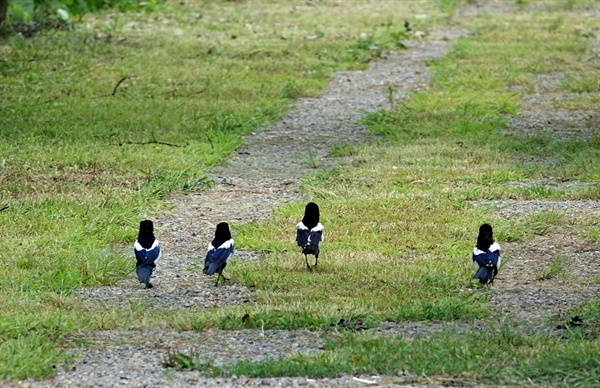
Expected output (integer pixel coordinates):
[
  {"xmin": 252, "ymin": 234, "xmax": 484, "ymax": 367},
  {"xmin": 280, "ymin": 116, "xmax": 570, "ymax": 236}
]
[
  {"xmin": 212, "ymin": 0, "xmax": 600, "ymax": 384},
  {"xmin": 0, "ymin": 0, "xmax": 455, "ymax": 380},
  {"xmin": 1, "ymin": 0, "xmax": 599, "ymax": 382},
  {"xmin": 213, "ymin": 330, "xmax": 600, "ymax": 386}
]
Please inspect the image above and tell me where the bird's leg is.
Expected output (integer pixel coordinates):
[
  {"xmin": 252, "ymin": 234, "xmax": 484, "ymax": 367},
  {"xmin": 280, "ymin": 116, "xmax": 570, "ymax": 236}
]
[
  {"xmin": 305, "ymin": 254, "xmax": 312, "ymax": 271},
  {"xmin": 314, "ymin": 255, "xmax": 318, "ymax": 268},
  {"xmin": 215, "ymin": 273, "xmax": 222, "ymax": 287}
]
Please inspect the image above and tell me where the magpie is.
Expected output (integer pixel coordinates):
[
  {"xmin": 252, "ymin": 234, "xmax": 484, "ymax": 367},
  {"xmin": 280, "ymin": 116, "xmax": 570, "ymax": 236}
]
[
  {"xmin": 134, "ymin": 220, "xmax": 161, "ymax": 289},
  {"xmin": 203, "ymin": 222, "xmax": 235, "ymax": 287},
  {"xmin": 472, "ymin": 223, "xmax": 501, "ymax": 285},
  {"xmin": 296, "ymin": 202, "xmax": 324, "ymax": 271}
]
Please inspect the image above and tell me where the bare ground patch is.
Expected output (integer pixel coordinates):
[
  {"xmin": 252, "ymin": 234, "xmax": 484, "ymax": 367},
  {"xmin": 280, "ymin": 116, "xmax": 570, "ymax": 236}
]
[
  {"xmin": 492, "ymin": 230, "xmax": 600, "ymax": 326},
  {"xmin": 472, "ymin": 199, "xmax": 600, "ymax": 326},
  {"xmin": 473, "ymin": 200, "xmax": 600, "ymax": 220}
]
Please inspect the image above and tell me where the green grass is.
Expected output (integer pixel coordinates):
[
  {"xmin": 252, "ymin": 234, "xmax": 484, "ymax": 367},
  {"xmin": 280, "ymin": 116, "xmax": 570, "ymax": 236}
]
[
  {"xmin": 0, "ymin": 0, "xmax": 457, "ymax": 380},
  {"xmin": 1, "ymin": 0, "xmax": 600, "ymax": 383},
  {"xmin": 166, "ymin": 327, "xmax": 600, "ymax": 386},
  {"xmin": 208, "ymin": 0, "xmax": 600, "ymax": 383}
]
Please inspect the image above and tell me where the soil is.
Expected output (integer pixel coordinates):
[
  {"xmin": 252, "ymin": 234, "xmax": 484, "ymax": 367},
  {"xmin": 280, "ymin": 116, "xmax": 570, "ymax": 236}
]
[{"xmin": 15, "ymin": 2, "xmax": 599, "ymax": 387}]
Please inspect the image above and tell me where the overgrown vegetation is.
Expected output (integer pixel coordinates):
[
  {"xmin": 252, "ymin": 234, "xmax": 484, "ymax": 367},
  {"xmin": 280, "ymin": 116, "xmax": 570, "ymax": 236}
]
[{"xmin": 2, "ymin": 0, "xmax": 157, "ymax": 33}]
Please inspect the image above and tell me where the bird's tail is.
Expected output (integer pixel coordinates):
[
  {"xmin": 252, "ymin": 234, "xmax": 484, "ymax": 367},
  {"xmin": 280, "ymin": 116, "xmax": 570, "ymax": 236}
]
[
  {"xmin": 136, "ymin": 264, "xmax": 154, "ymax": 285},
  {"xmin": 302, "ymin": 242, "xmax": 319, "ymax": 257},
  {"xmin": 473, "ymin": 265, "xmax": 496, "ymax": 284},
  {"xmin": 204, "ymin": 261, "xmax": 220, "ymax": 276}
]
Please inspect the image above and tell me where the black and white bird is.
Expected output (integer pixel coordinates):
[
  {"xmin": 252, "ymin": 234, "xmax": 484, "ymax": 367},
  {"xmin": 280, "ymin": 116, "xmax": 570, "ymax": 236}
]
[
  {"xmin": 296, "ymin": 202, "xmax": 324, "ymax": 271},
  {"xmin": 472, "ymin": 223, "xmax": 501, "ymax": 285},
  {"xmin": 203, "ymin": 222, "xmax": 235, "ymax": 287},
  {"xmin": 134, "ymin": 220, "xmax": 161, "ymax": 289}
]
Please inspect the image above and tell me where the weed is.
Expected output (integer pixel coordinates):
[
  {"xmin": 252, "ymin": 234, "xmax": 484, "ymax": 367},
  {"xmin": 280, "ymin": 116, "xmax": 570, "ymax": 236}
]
[
  {"xmin": 162, "ymin": 347, "xmax": 219, "ymax": 374},
  {"xmin": 536, "ymin": 255, "xmax": 569, "ymax": 281},
  {"xmin": 524, "ymin": 210, "xmax": 566, "ymax": 236},
  {"xmin": 307, "ymin": 148, "xmax": 319, "ymax": 169},
  {"xmin": 328, "ymin": 145, "xmax": 357, "ymax": 158},
  {"xmin": 561, "ymin": 73, "xmax": 600, "ymax": 93}
]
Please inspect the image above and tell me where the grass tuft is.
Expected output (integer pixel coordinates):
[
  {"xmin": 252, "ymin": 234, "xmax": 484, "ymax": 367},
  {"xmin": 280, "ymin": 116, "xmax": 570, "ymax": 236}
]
[{"xmin": 536, "ymin": 255, "xmax": 569, "ymax": 281}]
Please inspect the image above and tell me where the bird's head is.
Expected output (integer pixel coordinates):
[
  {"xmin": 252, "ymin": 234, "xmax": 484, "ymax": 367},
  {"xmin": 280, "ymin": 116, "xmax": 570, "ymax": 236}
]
[
  {"xmin": 476, "ymin": 223, "xmax": 494, "ymax": 250},
  {"xmin": 302, "ymin": 202, "xmax": 320, "ymax": 228},
  {"xmin": 139, "ymin": 219, "xmax": 154, "ymax": 235},
  {"xmin": 478, "ymin": 223, "xmax": 493, "ymax": 238},
  {"xmin": 215, "ymin": 222, "xmax": 232, "ymax": 240}
]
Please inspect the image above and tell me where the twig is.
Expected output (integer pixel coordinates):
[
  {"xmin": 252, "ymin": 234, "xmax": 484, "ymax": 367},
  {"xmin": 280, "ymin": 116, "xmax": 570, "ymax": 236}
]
[
  {"xmin": 188, "ymin": 79, "xmax": 211, "ymax": 97},
  {"xmin": 187, "ymin": 87, "xmax": 209, "ymax": 97},
  {"xmin": 116, "ymin": 139, "xmax": 183, "ymax": 147},
  {"xmin": 110, "ymin": 75, "xmax": 136, "ymax": 96},
  {"xmin": 36, "ymin": 96, "xmax": 60, "ymax": 105},
  {"xmin": 205, "ymin": 133, "xmax": 214, "ymax": 150},
  {"xmin": 75, "ymin": 13, "xmax": 86, "ymax": 23},
  {"xmin": 157, "ymin": 89, "xmax": 178, "ymax": 97}
]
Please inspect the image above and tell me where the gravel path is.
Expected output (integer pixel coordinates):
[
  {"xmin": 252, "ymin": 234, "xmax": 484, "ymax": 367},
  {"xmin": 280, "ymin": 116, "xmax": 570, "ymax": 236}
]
[
  {"xmin": 21, "ymin": 24, "xmax": 468, "ymax": 388},
  {"xmin": 471, "ymin": 4, "xmax": 600, "ymax": 325},
  {"xmin": 17, "ymin": 2, "xmax": 600, "ymax": 387}
]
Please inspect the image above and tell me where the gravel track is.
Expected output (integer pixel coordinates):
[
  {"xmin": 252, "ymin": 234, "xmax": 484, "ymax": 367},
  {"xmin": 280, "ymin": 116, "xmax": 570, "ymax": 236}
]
[
  {"xmin": 19, "ymin": 24, "xmax": 469, "ymax": 388},
  {"xmin": 15, "ymin": 2, "xmax": 600, "ymax": 387}
]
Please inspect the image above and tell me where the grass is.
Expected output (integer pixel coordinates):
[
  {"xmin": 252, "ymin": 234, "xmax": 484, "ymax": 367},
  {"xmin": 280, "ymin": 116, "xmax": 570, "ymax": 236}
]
[
  {"xmin": 0, "ymin": 0, "xmax": 456, "ymax": 380},
  {"xmin": 165, "ymin": 327, "xmax": 600, "ymax": 386},
  {"xmin": 1, "ymin": 0, "xmax": 599, "ymax": 383},
  {"xmin": 206, "ymin": 0, "xmax": 599, "ymax": 383},
  {"xmin": 536, "ymin": 255, "xmax": 569, "ymax": 281}
]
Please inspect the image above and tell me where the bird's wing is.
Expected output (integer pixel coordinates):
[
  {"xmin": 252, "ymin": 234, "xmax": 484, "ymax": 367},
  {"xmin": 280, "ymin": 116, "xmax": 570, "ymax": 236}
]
[
  {"xmin": 134, "ymin": 241, "xmax": 161, "ymax": 265},
  {"xmin": 308, "ymin": 230, "xmax": 323, "ymax": 246},
  {"xmin": 296, "ymin": 228, "xmax": 310, "ymax": 248},
  {"xmin": 204, "ymin": 244, "xmax": 234, "ymax": 275},
  {"xmin": 472, "ymin": 249, "xmax": 499, "ymax": 268},
  {"xmin": 203, "ymin": 244, "xmax": 215, "ymax": 274},
  {"xmin": 204, "ymin": 240, "xmax": 233, "ymax": 275}
]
